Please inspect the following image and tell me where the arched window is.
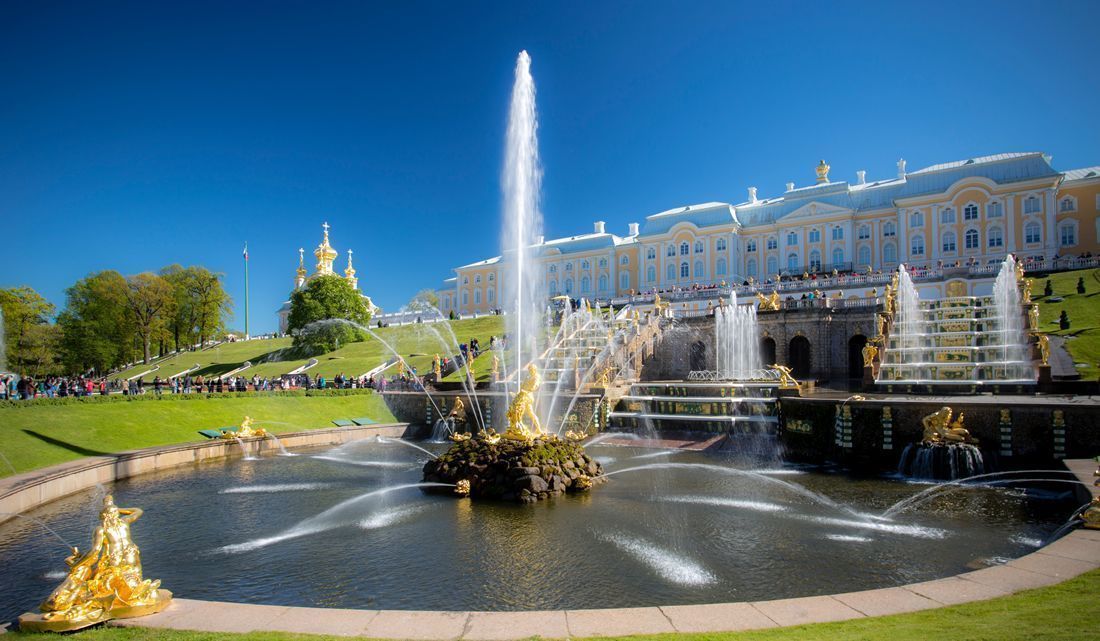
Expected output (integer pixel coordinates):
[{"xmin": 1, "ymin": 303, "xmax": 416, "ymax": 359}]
[
  {"xmin": 463, "ymin": 276, "xmax": 470, "ymax": 284},
  {"xmin": 549, "ymin": 280, "xmax": 557, "ymax": 295},
  {"xmin": 988, "ymin": 227, "xmax": 1004, "ymax": 248},
  {"xmin": 694, "ymin": 240, "xmax": 704, "ymax": 254},
  {"xmin": 808, "ymin": 228, "xmax": 821, "ymax": 243},
  {"xmin": 831, "ymin": 226, "xmax": 844, "ymax": 240},
  {"xmin": 487, "ymin": 287, "xmax": 495, "ymax": 303},
  {"xmin": 884, "ymin": 243, "xmax": 897, "ymax": 263},
  {"xmin": 942, "ymin": 231, "xmax": 957, "ymax": 253},
  {"xmin": 474, "ymin": 289, "xmax": 481, "ymax": 304},
  {"xmin": 694, "ymin": 260, "xmax": 704, "ymax": 277},
  {"xmin": 910, "ymin": 235, "xmax": 925, "ymax": 256},
  {"xmin": 766, "ymin": 255, "xmax": 778, "ymax": 275},
  {"xmin": 647, "ymin": 266, "xmax": 656, "ymax": 282},
  {"xmin": 581, "ymin": 276, "xmax": 590, "ymax": 292},
  {"xmin": 963, "ymin": 203, "xmax": 979, "ymax": 220},
  {"xmin": 619, "ymin": 272, "xmax": 629, "ymax": 290},
  {"xmin": 1024, "ymin": 195, "xmax": 1041, "ymax": 214},
  {"xmin": 488, "ymin": 273, "xmax": 494, "ymax": 281},
  {"xmin": 646, "ymin": 247, "xmax": 656, "ymax": 260},
  {"xmin": 564, "ymin": 278, "xmax": 573, "ymax": 294},
  {"xmin": 666, "ymin": 263, "xmax": 676, "ymax": 280},
  {"xmin": 680, "ymin": 242, "xmax": 689, "ymax": 256},
  {"xmin": 716, "ymin": 238, "xmax": 727, "ymax": 251},
  {"xmin": 666, "ymin": 245, "xmax": 675, "ymax": 257},
  {"xmin": 787, "ymin": 253, "xmax": 798, "ymax": 270},
  {"xmin": 1060, "ymin": 222, "xmax": 1077, "ymax": 247},
  {"xmin": 581, "ymin": 260, "xmax": 590, "ymax": 270},
  {"xmin": 987, "ymin": 201, "xmax": 1003, "ymax": 218},
  {"xmin": 832, "ymin": 247, "xmax": 844, "ymax": 266},
  {"xmin": 1025, "ymin": 222, "xmax": 1042, "ymax": 244},
  {"xmin": 462, "ymin": 291, "xmax": 468, "ymax": 305},
  {"xmin": 747, "ymin": 239, "xmax": 757, "ymax": 252},
  {"xmin": 598, "ymin": 258, "xmax": 607, "ymax": 268},
  {"xmin": 599, "ymin": 274, "xmax": 608, "ymax": 291},
  {"xmin": 965, "ymin": 228, "xmax": 979, "ymax": 250},
  {"xmin": 747, "ymin": 258, "xmax": 758, "ymax": 278},
  {"xmin": 809, "ymin": 250, "xmax": 821, "ymax": 271},
  {"xmin": 548, "ymin": 265, "xmax": 557, "ymax": 273},
  {"xmin": 910, "ymin": 211, "xmax": 924, "ymax": 228},
  {"xmin": 620, "ymin": 255, "xmax": 629, "ymax": 265},
  {"xmin": 1060, "ymin": 196, "xmax": 1076, "ymax": 212},
  {"xmin": 940, "ymin": 208, "xmax": 956, "ymax": 224},
  {"xmin": 716, "ymin": 258, "xmax": 727, "ymax": 275},
  {"xmin": 857, "ymin": 245, "xmax": 871, "ymax": 266},
  {"xmin": 787, "ymin": 232, "xmax": 798, "ymax": 246},
  {"xmin": 475, "ymin": 275, "xmax": 481, "ymax": 284},
  {"xmin": 767, "ymin": 236, "xmax": 778, "ymax": 249},
  {"xmin": 883, "ymin": 221, "xmax": 896, "ymax": 237},
  {"xmin": 858, "ymin": 225, "xmax": 870, "ymax": 240},
  {"xmin": 680, "ymin": 262, "xmax": 689, "ymax": 278},
  {"xmin": 565, "ymin": 262, "xmax": 573, "ymax": 271}
]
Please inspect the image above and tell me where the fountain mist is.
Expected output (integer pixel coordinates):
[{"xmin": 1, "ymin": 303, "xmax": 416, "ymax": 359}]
[{"xmin": 715, "ymin": 294, "xmax": 760, "ymax": 379}]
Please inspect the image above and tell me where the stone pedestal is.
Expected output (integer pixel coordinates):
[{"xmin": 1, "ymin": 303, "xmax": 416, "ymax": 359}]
[
  {"xmin": 862, "ymin": 365, "xmax": 876, "ymax": 389},
  {"xmin": 1038, "ymin": 364, "xmax": 1053, "ymax": 391}
]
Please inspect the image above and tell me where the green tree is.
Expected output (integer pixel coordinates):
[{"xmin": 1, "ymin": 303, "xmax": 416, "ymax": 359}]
[
  {"xmin": 161, "ymin": 264, "xmax": 197, "ymax": 353},
  {"xmin": 57, "ymin": 271, "xmax": 134, "ymax": 373},
  {"xmin": 288, "ymin": 275, "xmax": 373, "ymax": 352},
  {"xmin": 0, "ymin": 286, "xmax": 58, "ymax": 374},
  {"xmin": 125, "ymin": 272, "xmax": 175, "ymax": 364},
  {"xmin": 185, "ymin": 267, "xmax": 232, "ymax": 348}
]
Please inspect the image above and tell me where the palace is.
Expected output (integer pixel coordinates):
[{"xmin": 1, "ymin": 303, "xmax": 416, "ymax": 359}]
[
  {"xmin": 436, "ymin": 152, "xmax": 1100, "ymax": 316},
  {"xmin": 277, "ymin": 223, "xmax": 375, "ymax": 333}
]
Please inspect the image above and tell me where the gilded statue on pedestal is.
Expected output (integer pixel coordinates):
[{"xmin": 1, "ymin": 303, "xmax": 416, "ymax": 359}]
[
  {"xmin": 19, "ymin": 495, "xmax": 172, "ymax": 632},
  {"xmin": 1038, "ymin": 334, "xmax": 1051, "ymax": 365},
  {"xmin": 756, "ymin": 291, "xmax": 781, "ymax": 311},
  {"xmin": 432, "ymin": 353, "xmax": 442, "ymax": 380},
  {"xmin": 1028, "ymin": 305, "xmax": 1040, "ymax": 331},
  {"xmin": 771, "ymin": 364, "xmax": 799, "ymax": 389},
  {"xmin": 448, "ymin": 398, "xmax": 465, "ymax": 423},
  {"xmin": 503, "ymin": 364, "xmax": 542, "ymax": 441},
  {"xmin": 1021, "ymin": 279, "xmax": 1032, "ymax": 304},
  {"xmin": 491, "ymin": 355, "xmax": 500, "ymax": 381},
  {"xmin": 861, "ymin": 341, "xmax": 879, "ymax": 368},
  {"xmin": 921, "ymin": 406, "xmax": 978, "ymax": 445}
]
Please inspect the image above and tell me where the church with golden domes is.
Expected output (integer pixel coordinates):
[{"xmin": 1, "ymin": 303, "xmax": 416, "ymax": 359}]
[{"xmin": 277, "ymin": 222, "xmax": 375, "ymax": 333}]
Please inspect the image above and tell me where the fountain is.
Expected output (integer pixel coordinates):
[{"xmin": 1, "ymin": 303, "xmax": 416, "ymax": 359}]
[
  {"xmin": 714, "ymin": 295, "xmax": 760, "ymax": 381},
  {"xmin": 895, "ymin": 406, "xmax": 985, "ymax": 481}
]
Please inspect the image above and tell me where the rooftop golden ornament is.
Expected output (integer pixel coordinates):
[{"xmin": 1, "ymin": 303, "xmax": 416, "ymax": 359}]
[
  {"xmin": 815, "ymin": 159, "xmax": 830, "ymax": 183},
  {"xmin": 19, "ymin": 495, "xmax": 172, "ymax": 632}
]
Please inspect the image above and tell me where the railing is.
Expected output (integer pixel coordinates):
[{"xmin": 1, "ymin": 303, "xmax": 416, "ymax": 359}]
[{"xmin": 687, "ymin": 369, "xmax": 781, "ymax": 382}]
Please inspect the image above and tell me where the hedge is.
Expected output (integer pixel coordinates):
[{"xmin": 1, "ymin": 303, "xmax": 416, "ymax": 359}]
[{"xmin": 0, "ymin": 387, "xmax": 376, "ymax": 410}]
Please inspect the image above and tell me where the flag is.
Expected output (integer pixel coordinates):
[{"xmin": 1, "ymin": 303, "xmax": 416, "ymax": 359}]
[{"xmin": 243, "ymin": 243, "xmax": 249, "ymax": 261}]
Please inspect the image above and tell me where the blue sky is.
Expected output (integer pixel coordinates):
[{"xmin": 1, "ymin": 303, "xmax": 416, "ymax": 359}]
[{"xmin": 2, "ymin": 1, "xmax": 1098, "ymax": 334}]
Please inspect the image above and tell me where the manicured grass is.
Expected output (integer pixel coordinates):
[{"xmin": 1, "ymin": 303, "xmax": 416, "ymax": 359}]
[
  {"xmin": 0, "ymin": 393, "xmax": 395, "ymax": 477},
  {"xmin": 5, "ymin": 569, "xmax": 1098, "ymax": 640},
  {"xmin": 114, "ymin": 317, "xmax": 506, "ymax": 382},
  {"xmin": 1029, "ymin": 267, "xmax": 1100, "ymax": 379}
]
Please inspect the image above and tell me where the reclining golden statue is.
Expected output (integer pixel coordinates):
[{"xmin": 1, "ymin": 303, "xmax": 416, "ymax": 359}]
[{"xmin": 921, "ymin": 406, "xmax": 978, "ymax": 445}]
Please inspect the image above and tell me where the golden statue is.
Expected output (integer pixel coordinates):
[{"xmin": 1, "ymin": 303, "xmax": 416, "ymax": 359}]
[
  {"xmin": 491, "ymin": 354, "xmax": 500, "ymax": 381},
  {"xmin": 771, "ymin": 364, "xmax": 799, "ymax": 389},
  {"xmin": 564, "ymin": 430, "xmax": 586, "ymax": 442},
  {"xmin": 454, "ymin": 479, "xmax": 471, "ymax": 497},
  {"xmin": 1038, "ymin": 334, "xmax": 1051, "ymax": 366},
  {"xmin": 449, "ymin": 432, "xmax": 471, "ymax": 442},
  {"xmin": 503, "ymin": 364, "xmax": 542, "ymax": 441},
  {"xmin": 448, "ymin": 398, "xmax": 465, "ymax": 422},
  {"xmin": 221, "ymin": 416, "xmax": 266, "ymax": 440},
  {"xmin": 875, "ymin": 313, "xmax": 886, "ymax": 339},
  {"xmin": 397, "ymin": 359, "xmax": 406, "ymax": 377},
  {"xmin": 595, "ymin": 366, "xmax": 612, "ymax": 388},
  {"xmin": 1079, "ymin": 496, "xmax": 1100, "ymax": 530},
  {"xmin": 432, "ymin": 353, "xmax": 442, "ymax": 380},
  {"xmin": 861, "ymin": 341, "xmax": 879, "ymax": 368},
  {"xmin": 756, "ymin": 291, "xmax": 781, "ymax": 311},
  {"xmin": 654, "ymin": 292, "xmax": 669, "ymax": 313},
  {"xmin": 921, "ymin": 406, "xmax": 979, "ymax": 445},
  {"xmin": 20, "ymin": 495, "xmax": 172, "ymax": 632},
  {"xmin": 1015, "ymin": 260, "xmax": 1026, "ymax": 283},
  {"xmin": 1021, "ymin": 279, "xmax": 1032, "ymax": 304},
  {"xmin": 1028, "ymin": 305, "xmax": 1040, "ymax": 330}
]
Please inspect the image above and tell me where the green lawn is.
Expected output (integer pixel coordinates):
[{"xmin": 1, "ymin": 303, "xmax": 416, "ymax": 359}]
[
  {"xmin": 6, "ymin": 569, "xmax": 1098, "ymax": 640},
  {"xmin": 1029, "ymin": 267, "xmax": 1100, "ymax": 379},
  {"xmin": 0, "ymin": 393, "xmax": 395, "ymax": 477},
  {"xmin": 115, "ymin": 316, "xmax": 506, "ymax": 382}
]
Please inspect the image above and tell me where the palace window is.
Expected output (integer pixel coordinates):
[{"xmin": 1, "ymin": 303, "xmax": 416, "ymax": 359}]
[
  {"xmin": 884, "ymin": 243, "xmax": 897, "ymax": 263},
  {"xmin": 487, "ymin": 287, "xmax": 495, "ymax": 303},
  {"xmin": 831, "ymin": 226, "xmax": 844, "ymax": 240},
  {"xmin": 1060, "ymin": 223, "xmax": 1077, "ymax": 247},
  {"xmin": 910, "ymin": 211, "xmax": 924, "ymax": 228},
  {"xmin": 598, "ymin": 274, "xmax": 607, "ymax": 291},
  {"xmin": 488, "ymin": 273, "xmax": 494, "ymax": 281},
  {"xmin": 787, "ymin": 253, "xmax": 798, "ymax": 271},
  {"xmin": 620, "ymin": 255, "xmax": 629, "ymax": 265},
  {"xmin": 716, "ymin": 238, "xmax": 727, "ymax": 251},
  {"xmin": 808, "ymin": 229, "xmax": 821, "ymax": 243},
  {"xmin": 564, "ymin": 279, "xmax": 573, "ymax": 294},
  {"xmin": 1024, "ymin": 195, "xmax": 1041, "ymax": 214},
  {"xmin": 883, "ymin": 222, "xmax": 896, "ymax": 237},
  {"xmin": 766, "ymin": 256, "xmax": 778, "ymax": 275},
  {"xmin": 767, "ymin": 236, "xmax": 778, "ymax": 250},
  {"xmin": 858, "ymin": 225, "xmax": 870, "ymax": 240},
  {"xmin": 747, "ymin": 258, "xmax": 758, "ymax": 278},
  {"xmin": 1025, "ymin": 222, "xmax": 1042, "ymax": 244},
  {"xmin": 747, "ymin": 239, "xmax": 758, "ymax": 252},
  {"xmin": 667, "ymin": 245, "xmax": 675, "ymax": 257},
  {"xmin": 988, "ymin": 227, "xmax": 1004, "ymax": 248},
  {"xmin": 965, "ymin": 229, "xmax": 979, "ymax": 250},
  {"xmin": 463, "ymin": 276, "xmax": 469, "ymax": 284},
  {"xmin": 462, "ymin": 291, "xmax": 469, "ymax": 305},
  {"xmin": 716, "ymin": 258, "xmax": 727, "ymax": 275},
  {"xmin": 694, "ymin": 240, "xmax": 704, "ymax": 254},
  {"xmin": 549, "ymin": 281, "xmax": 557, "ymax": 295},
  {"xmin": 581, "ymin": 276, "xmax": 590, "ymax": 292},
  {"xmin": 680, "ymin": 242, "xmax": 690, "ymax": 256},
  {"xmin": 809, "ymin": 250, "xmax": 821, "ymax": 272},
  {"xmin": 474, "ymin": 289, "xmax": 481, "ymax": 304},
  {"xmin": 581, "ymin": 260, "xmax": 589, "ymax": 270},
  {"xmin": 858, "ymin": 245, "xmax": 871, "ymax": 266},
  {"xmin": 646, "ymin": 247, "xmax": 656, "ymax": 260},
  {"xmin": 987, "ymin": 201, "xmax": 1002, "ymax": 218},
  {"xmin": 667, "ymin": 264, "xmax": 676, "ymax": 280},
  {"xmin": 1060, "ymin": 197, "xmax": 1076, "ymax": 212},
  {"xmin": 548, "ymin": 265, "xmax": 556, "ymax": 273},
  {"xmin": 941, "ymin": 208, "xmax": 956, "ymax": 224},
  {"xmin": 832, "ymin": 247, "xmax": 844, "ymax": 266},
  {"xmin": 647, "ymin": 266, "xmax": 656, "ymax": 282},
  {"xmin": 787, "ymin": 232, "xmax": 798, "ymax": 246},
  {"xmin": 911, "ymin": 235, "xmax": 925, "ymax": 256},
  {"xmin": 565, "ymin": 262, "xmax": 573, "ymax": 271},
  {"xmin": 942, "ymin": 231, "xmax": 957, "ymax": 253},
  {"xmin": 620, "ymin": 272, "xmax": 629, "ymax": 290},
  {"xmin": 475, "ymin": 275, "xmax": 481, "ymax": 284},
  {"xmin": 694, "ymin": 260, "xmax": 704, "ymax": 277},
  {"xmin": 680, "ymin": 262, "xmax": 689, "ymax": 278},
  {"xmin": 599, "ymin": 258, "xmax": 607, "ymax": 268},
  {"xmin": 963, "ymin": 203, "xmax": 979, "ymax": 221}
]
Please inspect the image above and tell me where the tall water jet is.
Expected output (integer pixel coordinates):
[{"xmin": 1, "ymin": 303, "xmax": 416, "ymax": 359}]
[
  {"xmin": 501, "ymin": 50, "xmax": 545, "ymax": 386},
  {"xmin": 992, "ymin": 254, "xmax": 1029, "ymax": 378},
  {"xmin": 714, "ymin": 294, "xmax": 760, "ymax": 379}
]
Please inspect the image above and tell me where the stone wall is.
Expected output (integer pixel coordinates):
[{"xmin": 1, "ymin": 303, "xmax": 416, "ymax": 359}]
[{"xmin": 383, "ymin": 390, "xmax": 605, "ymax": 434}]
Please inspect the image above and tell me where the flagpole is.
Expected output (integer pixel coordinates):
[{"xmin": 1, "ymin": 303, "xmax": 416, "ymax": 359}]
[{"xmin": 244, "ymin": 242, "xmax": 250, "ymax": 340}]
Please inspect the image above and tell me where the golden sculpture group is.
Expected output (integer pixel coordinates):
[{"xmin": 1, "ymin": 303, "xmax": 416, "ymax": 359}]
[
  {"xmin": 503, "ymin": 363, "xmax": 544, "ymax": 441},
  {"xmin": 220, "ymin": 415, "xmax": 266, "ymax": 440},
  {"xmin": 20, "ymin": 495, "xmax": 171, "ymax": 632},
  {"xmin": 755, "ymin": 291, "xmax": 781, "ymax": 311},
  {"xmin": 770, "ymin": 364, "xmax": 799, "ymax": 389},
  {"xmin": 920, "ymin": 406, "xmax": 978, "ymax": 445}
]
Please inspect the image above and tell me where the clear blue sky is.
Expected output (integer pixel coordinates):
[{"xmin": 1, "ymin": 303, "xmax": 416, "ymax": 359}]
[{"xmin": 2, "ymin": 1, "xmax": 1098, "ymax": 334}]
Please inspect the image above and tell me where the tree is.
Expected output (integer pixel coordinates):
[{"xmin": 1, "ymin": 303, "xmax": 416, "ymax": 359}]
[
  {"xmin": 57, "ymin": 271, "xmax": 134, "ymax": 373},
  {"xmin": 125, "ymin": 272, "xmax": 175, "ymax": 364},
  {"xmin": 161, "ymin": 264, "xmax": 197, "ymax": 353},
  {"xmin": 185, "ymin": 267, "xmax": 232, "ymax": 347},
  {"xmin": 1044, "ymin": 279, "xmax": 1053, "ymax": 297},
  {"xmin": 1059, "ymin": 310, "xmax": 1071, "ymax": 330},
  {"xmin": 1077, "ymin": 277, "xmax": 1086, "ymax": 295},
  {"xmin": 288, "ymin": 275, "xmax": 373, "ymax": 353},
  {"xmin": 0, "ymin": 286, "xmax": 58, "ymax": 375}
]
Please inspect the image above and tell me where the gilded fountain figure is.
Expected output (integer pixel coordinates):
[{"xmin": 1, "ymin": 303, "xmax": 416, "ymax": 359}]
[
  {"xmin": 921, "ymin": 406, "xmax": 978, "ymax": 445},
  {"xmin": 503, "ymin": 363, "xmax": 543, "ymax": 441}
]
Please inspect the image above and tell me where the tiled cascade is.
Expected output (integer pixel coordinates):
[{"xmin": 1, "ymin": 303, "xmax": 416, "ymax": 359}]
[
  {"xmin": 834, "ymin": 405, "xmax": 853, "ymax": 449},
  {"xmin": 999, "ymin": 410, "xmax": 1013, "ymax": 457},
  {"xmin": 881, "ymin": 406, "xmax": 893, "ymax": 450},
  {"xmin": 608, "ymin": 382, "xmax": 779, "ymax": 433},
  {"xmin": 1052, "ymin": 410, "xmax": 1066, "ymax": 460}
]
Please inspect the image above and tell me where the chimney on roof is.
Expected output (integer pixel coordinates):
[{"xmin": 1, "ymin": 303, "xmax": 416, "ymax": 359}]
[
  {"xmin": 748, "ymin": 187, "xmax": 758, "ymax": 204},
  {"xmin": 856, "ymin": 170, "xmax": 866, "ymax": 185},
  {"xmin": 594, "ymin": 221, "xmax": 606, "ymax": 234},
  {"xmin": 897, "ymin": 158, "xmax": 907, "ymax": 179},
  {"xmin": 786, "ymin": 182, "xmax": 795, "ymax": 192},
  {"xmin": 536, "ymin": 235, "xmax": 545, "ymax": 245},
  {"xmin": 628, "ymin": 222, "xmax": 639, "ymax": 236}
]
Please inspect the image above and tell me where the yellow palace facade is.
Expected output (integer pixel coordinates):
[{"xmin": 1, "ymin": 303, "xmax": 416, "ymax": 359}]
[{"xmin": 438, "ymin": 153, "xmax": 1100, "ymax": 317}]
